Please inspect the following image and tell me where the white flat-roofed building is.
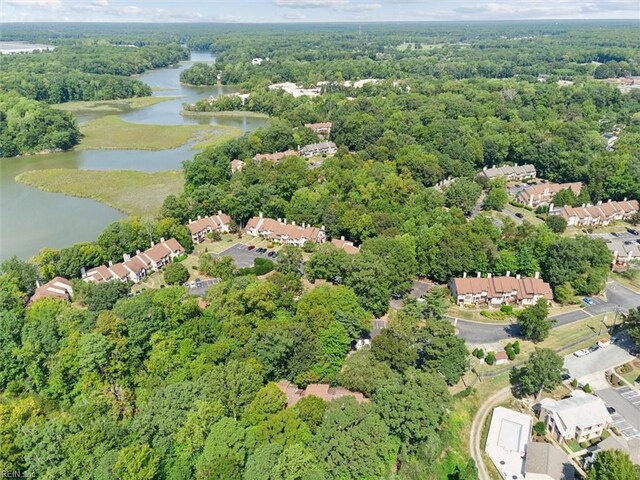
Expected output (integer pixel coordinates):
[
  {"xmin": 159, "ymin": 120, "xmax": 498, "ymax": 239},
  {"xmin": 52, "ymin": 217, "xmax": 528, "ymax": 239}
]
[{"xmin": 485, "ymin": 407, "xmax": 533, "ymax": 480}]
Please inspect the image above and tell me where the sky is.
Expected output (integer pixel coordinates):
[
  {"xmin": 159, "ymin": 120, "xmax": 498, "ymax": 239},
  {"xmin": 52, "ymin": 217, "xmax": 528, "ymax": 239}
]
[{"xmin": 1, "ymin": 0, "xmax": 639, "ymax": 23}]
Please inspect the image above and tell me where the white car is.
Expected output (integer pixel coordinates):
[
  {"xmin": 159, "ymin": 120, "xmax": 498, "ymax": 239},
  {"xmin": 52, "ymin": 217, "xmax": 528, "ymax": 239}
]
[{"xmin": 573, "ymin": 349, "xmax": 590, "ymax": 358}]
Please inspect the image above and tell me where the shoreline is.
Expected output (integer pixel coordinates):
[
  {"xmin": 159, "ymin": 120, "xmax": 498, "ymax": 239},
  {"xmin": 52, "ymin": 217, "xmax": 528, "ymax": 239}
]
[{"xmin": 180, "ymin": 110, "xmax": 269, "ymax": 118}]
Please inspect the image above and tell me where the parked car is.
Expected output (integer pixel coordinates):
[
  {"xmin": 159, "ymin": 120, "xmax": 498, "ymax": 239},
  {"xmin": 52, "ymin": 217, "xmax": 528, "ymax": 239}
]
[
  {"xmin": 390, "ymin": 293, "xmax": 403, "ymax": 300},
  {"xmin": 195, "ymin": 278, "xmax": 202, "ymax": 288},
  {"xmin": 607, "ymin": 406, "xmax": 616, "ymax": 414},
  {"xmin": 515, "ymin": 212, "xmax": 524, "ymax": 219},
  {"xmin": 589, "ymin": 344, "xmax": 600, "ymax": 353},
  {"xmin": 574, "ymin": 349, "xmax": 590, "ymax": 358},
  {"xmin": 583, "ymin": 297, "xmax": 594, "ymax": 306},
  {"xmin": 247, "ymin": 245, "xmax": 255, "ymax": 250},
  {"xmin": 256, "ymin": 247, "xmax": 267, "ymax": 254},
  {"xmin": 627, "ymin": 228, "xmax": 639, "ymax": 235},
  {"xmin": 267, "ymin": 251, "xmax": 277, "ymax": 258}
]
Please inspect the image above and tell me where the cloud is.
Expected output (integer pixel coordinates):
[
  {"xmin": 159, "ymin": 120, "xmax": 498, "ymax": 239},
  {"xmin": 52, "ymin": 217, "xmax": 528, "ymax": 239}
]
[
  {"xmin": 342, "ymin": 2, "xmax": 381, "ymax": 11},
  {"xmin": 5, "ymin": 0, "xmax": 62, "ymax": 9},
  {"xmin": 273, "ymin": 0, "xmax": 348, "ymax": 8},
  {"xmin": 90, "ymin": 0, "xmax": 109, "ymax": 6}
]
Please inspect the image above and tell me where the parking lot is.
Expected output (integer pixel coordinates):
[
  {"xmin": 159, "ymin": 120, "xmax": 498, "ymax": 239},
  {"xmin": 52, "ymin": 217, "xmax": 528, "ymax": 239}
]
[
  {"xmin": 596, "ymin": 387, "xmax": 640, "ymax": 440},
  {"xmin": 211, "ymin": 243, "xmax": 277, "ymax": 268},
  {"xmin": 590, "ymin": 230, "xmax": 640, "ymax": 242},
  {"xmin": 564, "ymin": 336, "xmax": 635, "ymax": 380},
  {"xmin": 187, "ymin": 278, "xmax": 220, "ymax": 296}
]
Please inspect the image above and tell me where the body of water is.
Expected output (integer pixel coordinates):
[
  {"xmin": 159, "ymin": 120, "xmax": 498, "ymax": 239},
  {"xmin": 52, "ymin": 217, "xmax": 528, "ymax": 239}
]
[{"xmin": 0, "ymin": 52, "xmax": 267, "ymax": 260}]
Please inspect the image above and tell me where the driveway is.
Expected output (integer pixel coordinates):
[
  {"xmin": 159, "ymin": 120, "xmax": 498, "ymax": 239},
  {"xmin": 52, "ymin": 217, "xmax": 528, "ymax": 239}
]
[
  {"xmin": 500, "ymin": 208, "xmax": 524, "ymax": 224},
  {"xmin": 211, "ymin": 243, "xmax": 277, "ymax": 268},
  {"xmin": 596, "ymin": 387, "xmax": 640, "ymax": 440}
]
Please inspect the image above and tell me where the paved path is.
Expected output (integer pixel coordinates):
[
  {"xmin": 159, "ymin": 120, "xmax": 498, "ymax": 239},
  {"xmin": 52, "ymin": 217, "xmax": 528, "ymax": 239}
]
[
  {"xmin": 469, "ymin": 386, "xmax": 511, "ymax": 480},
  {"xmin": 451, "ymin": 281, "xmax": 639, "ymax": 344}
]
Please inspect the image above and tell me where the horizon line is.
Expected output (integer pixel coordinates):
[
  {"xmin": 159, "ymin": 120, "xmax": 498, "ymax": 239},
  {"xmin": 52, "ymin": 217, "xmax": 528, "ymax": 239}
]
[{"xmin": 1, "ymin": 18, "xmax": 639, "ymax": 25}]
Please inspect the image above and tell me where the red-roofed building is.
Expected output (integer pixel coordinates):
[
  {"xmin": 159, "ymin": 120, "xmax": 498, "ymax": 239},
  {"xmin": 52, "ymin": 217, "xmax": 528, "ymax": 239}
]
[
  {"xmin": 331, "ymin": 236, "xmax": 360, "ymax": 254},
  {"xmin": 549, "ymin": 199, "xmax": 639, "ymax": 227},
  {"xmin": 246, "ymin": 214, "xmax": 326, "ymax": 246},
  {"xmin": 253, "ymin": 149, "xmax": 299, "ymax": 163},
  {"xmin": 187, "ymin": 211, "xmax": 231, "ymax": 244},
  {"xmin": 276, "ymin": 380, "xmax": 368, "ymax": 407},
  {"xmin": 28, "ymin": 277, "xmax": 74, "ymax": 305},
  {"xmin": 449, "ymin": 272, "xmax": 552, "ymax": 307},
  {"xmin": 230, "ymin": 159, "xmax": 245, "ymax": 174},
  {"xmin": 304, "ymin": 122, "xmax": 332, "ymax": 139},
  {"xmin": 83, "ymin": 238, "xmax": 184, "ymax": 284},
  {"xmin": 516, "ymin": 182, "xmax": 583, "ymax": 208}
]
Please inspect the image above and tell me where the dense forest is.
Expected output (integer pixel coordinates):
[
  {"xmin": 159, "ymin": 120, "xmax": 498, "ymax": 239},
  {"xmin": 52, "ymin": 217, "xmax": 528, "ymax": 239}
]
[
  {"xmin": 2, "ymin": 21, "xmax": 640, "ymax": 479},
  {"xmin": 0, "ymin": 91, "xmax": 80, "ymax": 156},
  {"xmin": 0, "ymin": 43, "xmax": 187, "ymax": 156},
  {"xmin": 180, "ymin": 62, "xmax": 218, "ymax": 86},
  {"xmin": 0, "ymin": 253, "xmax": 471, "ymax": 479}
]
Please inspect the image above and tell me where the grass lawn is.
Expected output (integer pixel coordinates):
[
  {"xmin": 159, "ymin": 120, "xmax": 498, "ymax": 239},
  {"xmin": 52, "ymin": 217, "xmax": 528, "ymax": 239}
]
[
  {"xmin": 611, "ymin": 270, "xmax": 640, "ymax": 292},
  {"xmin": 16, "ymin": 168, "xmax": 183, "ymax": 217},
  {"xmin": 78, "ymin": 115, "xmax": 240, "ymax": 151},
  {"xmin": 471, "ymin": 313, "xmax": 610, "ymax": 374},
  {"xmin": 189, "ymin": 128, "xmax": 244, "ymax": 151},
  {"xmin": 617, "ymin": 359, "xmax": 640, "ymax": 385},
  {"xmin": 52, "ymin": 96, "xmax": 176, "ymax": 114},
  {"xmin": 566, "ymin": 440, "xmax": 583, "ymax": 452},
  {"xmin": 502, "ymin": 204, "xmax": 543, "ymax": 225}
]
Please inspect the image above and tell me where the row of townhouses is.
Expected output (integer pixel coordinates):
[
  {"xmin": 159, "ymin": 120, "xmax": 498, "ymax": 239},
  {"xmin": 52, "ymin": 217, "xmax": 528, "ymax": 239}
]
[
  {"xmin": 449, "ymin": 272, "xmax": 553, "ymax": 306},
  {"xmin": 549, "ymin": 198, "xmax": 639, "ymax": 227},
  {"xmin": 187, "ymin": 211, "xmax": 232, "ymax": 244},
  {"xmin": 252, "ymin": 141, "xmax": 338, "ymax": 163},
  {"xmin": 477, "ymin": 163, "xmax": 537, "ymax": 181},
  {"xmin": 83, "ymin": 238, "xmax": 185, "ymax": 284},
  {"xmin": 516, "ymin": 181, "xmax": 583, "ymax": 208},
  {"xmin": 245, "ymin": 214, "xmax": 326, "ymax": 246}
]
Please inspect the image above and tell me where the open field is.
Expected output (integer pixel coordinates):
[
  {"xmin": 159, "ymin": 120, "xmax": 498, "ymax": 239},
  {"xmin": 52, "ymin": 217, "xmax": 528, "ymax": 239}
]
[
  {"xmin": 189, "ymin": 127, "xmax": 244, "ymax": 150},
  {"xmin": 52, "ymin": 96, "xmax": 176, "ymax": 114},
  {"xmin": 78, "ymin": 115, "xmax": 240, "ymax": 151},
  {"xmin": 181, "ymin": 110, "xmax": 269, "ymax": 118},
  {"xmin": 15, "ymin": 168, "xmax": 183, "ymax": 217}
]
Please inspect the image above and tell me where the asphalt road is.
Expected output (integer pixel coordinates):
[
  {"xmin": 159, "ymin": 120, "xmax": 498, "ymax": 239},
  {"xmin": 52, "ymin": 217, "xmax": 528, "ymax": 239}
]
[{"xmin": 450, "ymin": 281, "xmax": 639, "ymax": 344}]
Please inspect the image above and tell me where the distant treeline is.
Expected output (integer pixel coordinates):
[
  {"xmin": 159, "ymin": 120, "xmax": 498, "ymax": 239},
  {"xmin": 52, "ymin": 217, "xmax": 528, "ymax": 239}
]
[
  {"xmin": 0, "ymin": 43, "xmax": 188, "ymax": 156},
  {"xmin": 0, "ymin": 44, "xmax": 187, "ymax": 104}
]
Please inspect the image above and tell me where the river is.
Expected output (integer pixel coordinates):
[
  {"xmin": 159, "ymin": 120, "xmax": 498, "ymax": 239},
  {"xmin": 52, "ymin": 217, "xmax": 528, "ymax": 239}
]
[{"xmin": 0, "ymin": 52, "xmax": 267, "ymax": 261}]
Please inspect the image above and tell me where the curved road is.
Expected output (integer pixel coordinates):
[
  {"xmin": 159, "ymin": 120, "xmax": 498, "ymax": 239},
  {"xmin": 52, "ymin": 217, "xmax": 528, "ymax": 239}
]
[
  {"xmin": 469, "ymin": 386, "xmax": 511, "ymax": 480},
  {"xmin": 450, "ymin": 281, "xmax": 640, "ymax": 344}
]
